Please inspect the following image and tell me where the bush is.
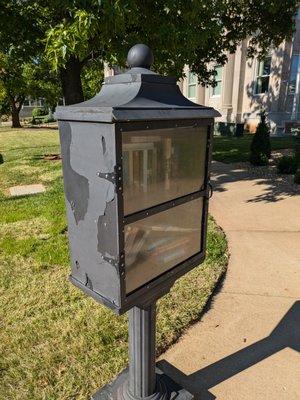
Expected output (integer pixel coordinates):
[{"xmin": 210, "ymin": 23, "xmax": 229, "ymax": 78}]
[
  {"xmin": 249, "ymin": 152, "xmax": 269, "ymax": 166},
  {"xmin": 294, "ymin": 170, "xmax": 300, "ymax": 184},
  {"xmin": 32, "ymin": 107, "xmax": 47, "ymax": 118},
  {"xmin": 277, "ymin": 156, "xmax": 298, "ymax": 174},
  {"xmin": 43, "ymin": 114, "xmax": 55, "ymax": 123},
  {"xmin": 0, "ymin": 114, "xmax": 9, "ymax": 122},
  {"xmin": 250, "ymin": 111, "xmax": 271, "ymax": 165},
  {"xmin": 0, "ymin": 153, "xmax": 4, "ymax": 164}
]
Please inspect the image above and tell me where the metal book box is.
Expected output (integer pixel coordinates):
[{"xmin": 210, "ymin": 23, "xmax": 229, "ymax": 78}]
[{"xmin": 56, "ymin": 45, "xmax": 220, "ymax": 315}]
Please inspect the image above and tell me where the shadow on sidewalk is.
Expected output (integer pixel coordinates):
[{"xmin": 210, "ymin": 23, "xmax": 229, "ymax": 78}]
[
  {"xmin": 211, "ymin": 162, "xmax": 299, "ymax": 203},
  {"xmin": 158, "ymin": 301, "xmax": 300, "ymax": 399}
]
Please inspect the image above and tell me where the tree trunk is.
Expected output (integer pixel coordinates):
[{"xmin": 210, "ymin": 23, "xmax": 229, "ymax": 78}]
[
  {"xmin": 60, "ymin": 56, "xmax": 84, "ymax": 105},
  {"xmin": 11, "ymin": 104, "xmax": 22, "ymax": 128}
]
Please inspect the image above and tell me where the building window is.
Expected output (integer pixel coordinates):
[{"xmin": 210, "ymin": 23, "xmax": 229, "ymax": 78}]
[
  {"xmin": 211, "ymin": 66, "xmax": 222, "ymax": 97},
  {"xmin": 255, "ymin": 56, "xmax": 271, "ymax": 94},
  {"xmin": 187, "ymin": 72, "xmax": 197, "ymax": 99},
  {"xmin": 288, "ymin": 55, "xmax": 300, "ymax": 94}
]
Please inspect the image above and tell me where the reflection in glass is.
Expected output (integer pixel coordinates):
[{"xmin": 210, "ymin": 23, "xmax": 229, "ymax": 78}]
[
  {"xmin": 122, "ymin": 126, "xmax": 207, "ymax": 215},
  {"xmin": 125, "ymin": 198, "xmax": 203, "ymax": 293}
]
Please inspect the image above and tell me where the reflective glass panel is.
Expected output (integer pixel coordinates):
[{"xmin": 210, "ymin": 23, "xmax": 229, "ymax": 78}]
[
  {"xmin": 125, "ymin": 198, "xmax": 203, "ymax": 293},
  {"xmin": 122, "ymin": 126, "xmax": 207, "ymax": 215}
]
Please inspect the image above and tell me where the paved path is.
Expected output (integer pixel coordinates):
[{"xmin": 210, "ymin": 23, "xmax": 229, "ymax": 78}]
[{"xmin": 159, "ymin": 162, "xmax": 300, "ymax": 399}]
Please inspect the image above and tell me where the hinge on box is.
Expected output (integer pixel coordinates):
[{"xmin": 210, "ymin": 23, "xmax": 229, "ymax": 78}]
[
  {"xmin": 102, "ymin": 254, "xmax": 119, "ymax": 268},
  {"xmin": 101, "ymin": 252, "xmax": 125, "ymax": 269},
  {"xmin": 97, "ymin": 165, "xmax": 122, "ymax": 189}
]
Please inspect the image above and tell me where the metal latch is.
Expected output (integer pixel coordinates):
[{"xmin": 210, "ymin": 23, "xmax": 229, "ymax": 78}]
[{"xmin": 207, "ymin": 182, "xmax": 213, "ymax": 199}]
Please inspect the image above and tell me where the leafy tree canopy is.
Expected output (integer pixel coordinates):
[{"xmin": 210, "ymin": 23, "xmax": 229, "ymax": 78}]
[
  {"xmin": 0, "ymin": 0, "xmax": 299, "ymax": 106},
  {"xmin": 0, "ymin": 51, "xmax": 61, "ymax": 126},
  {"xmin": 41, "ymin": 0, "xmax": 299, "ymax": 82}
]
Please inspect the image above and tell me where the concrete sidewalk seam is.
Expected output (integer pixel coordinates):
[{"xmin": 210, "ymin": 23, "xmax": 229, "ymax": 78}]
[{"xmin": 221, "ymin": 291, "xmax": 300, "ymax": 300}]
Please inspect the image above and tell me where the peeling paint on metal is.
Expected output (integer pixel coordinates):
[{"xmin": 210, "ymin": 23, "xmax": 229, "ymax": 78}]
[
  {"xmin": 59, "ymin": 122, "xmax": 89, "ymax": 224},
  {"xmin": 97, "ymin": 197, "xmax": 119, "ymax": 258}
]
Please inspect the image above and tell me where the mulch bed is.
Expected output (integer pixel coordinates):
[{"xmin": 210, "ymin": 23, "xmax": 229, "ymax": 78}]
[{"xmin": 232, "ymin": 149, "xmax": 300, "ymax": 194}]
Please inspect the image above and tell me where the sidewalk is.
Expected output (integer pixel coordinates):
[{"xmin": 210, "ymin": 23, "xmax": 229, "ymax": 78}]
[{"xmin": 159, "ymin": 161, "xmax": 300, "ymax": 399}]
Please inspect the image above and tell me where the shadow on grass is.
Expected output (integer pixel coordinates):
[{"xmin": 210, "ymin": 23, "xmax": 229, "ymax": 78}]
[
  {"xmin": 211, "ymin": 162, "xmax": 299, "ymax": 203},
  {"xmin": 24, "ymin": 125, "xmax": 58, "ymax": 130},
  {"xmin": 158, "ymin": 301, "xmax": 300, "ymax": 399},
  {"xmin": 7, "ymin": 144, "xmax": 59, "ymax": 152}
]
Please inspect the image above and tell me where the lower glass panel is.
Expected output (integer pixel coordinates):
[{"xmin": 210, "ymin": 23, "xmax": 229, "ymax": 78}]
[{"xmin": 125, "ymin": 198, "xmax": 203, "ymax": 294}]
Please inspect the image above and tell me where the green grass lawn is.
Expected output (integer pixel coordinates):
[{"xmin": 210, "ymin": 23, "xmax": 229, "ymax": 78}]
[
  {"xmin": 0, "ymin": 127, "xmax": 228, "ymax": 400},
  {"xmin": 213, "ymin": 134, "xmax": 300, "ymax": 163}
]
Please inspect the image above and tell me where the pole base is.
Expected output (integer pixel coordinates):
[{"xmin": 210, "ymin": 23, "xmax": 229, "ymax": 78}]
[{"xmin": 91, "ymin": 367, "xmax": 194, "ymax": 400}]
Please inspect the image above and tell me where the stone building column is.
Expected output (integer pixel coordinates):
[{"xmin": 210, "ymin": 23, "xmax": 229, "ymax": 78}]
[
  {"xmin": 197, "ymin": 84, "xmax": 206, "ymax": 105},
  {"xmin": 221, "ymin": 53, "xmax": 235, "ymax": 121},
  {"xmin": 231, "ymin": 40, "xmax": 247, "ymax": 123}
]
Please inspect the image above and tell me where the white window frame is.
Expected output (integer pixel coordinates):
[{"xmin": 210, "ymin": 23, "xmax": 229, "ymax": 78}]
[
  {"xmin": 210, "ymin": 65, "xmax": 222, "ymax": 98},
  {"xmin": 187, "ymin": 71, "xmax": 197, "ymax": 99},
  {"xmin": 288, "ymin": 54, "xmax": 300, "ymax": 95},
  {"xmin": 254, "ymin": 56, "xmax": 272, "ymax": 95}
]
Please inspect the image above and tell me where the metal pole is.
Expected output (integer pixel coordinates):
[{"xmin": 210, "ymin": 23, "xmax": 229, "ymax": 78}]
[{"xmin": 128, "ymin": 303, "xmax": 157, "ymax": 398}]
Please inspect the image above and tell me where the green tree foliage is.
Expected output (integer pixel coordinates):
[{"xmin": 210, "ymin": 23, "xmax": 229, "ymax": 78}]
[
  {"xmin": 0, "ymin": 1, "xmax": 299, "ymax": 105},
  {"xmin": 81, "ymin": 59, "xmax": 104, "ymax": 100},
  {"xmin": 250, "ymin": 111, "xmax": 271, "ymax": 166},
  {"xmin": 0, "ymin": 52, "xmax": 61, "ymax": 128},
  {"xmin": 0, "ymin": 81, "xmax": 9, "ymax": 117}
]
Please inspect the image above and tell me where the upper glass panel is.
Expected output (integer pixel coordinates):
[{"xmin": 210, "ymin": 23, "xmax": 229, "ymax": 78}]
[{"xmin": 122, "ymin": 126, "xmax": 207, "ymax": 215}]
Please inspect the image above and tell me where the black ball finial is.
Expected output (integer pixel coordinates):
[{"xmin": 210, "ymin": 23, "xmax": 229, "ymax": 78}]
[{"xmin": 127, "ymin": 44, "xmax": 154, "ymax": 69}]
